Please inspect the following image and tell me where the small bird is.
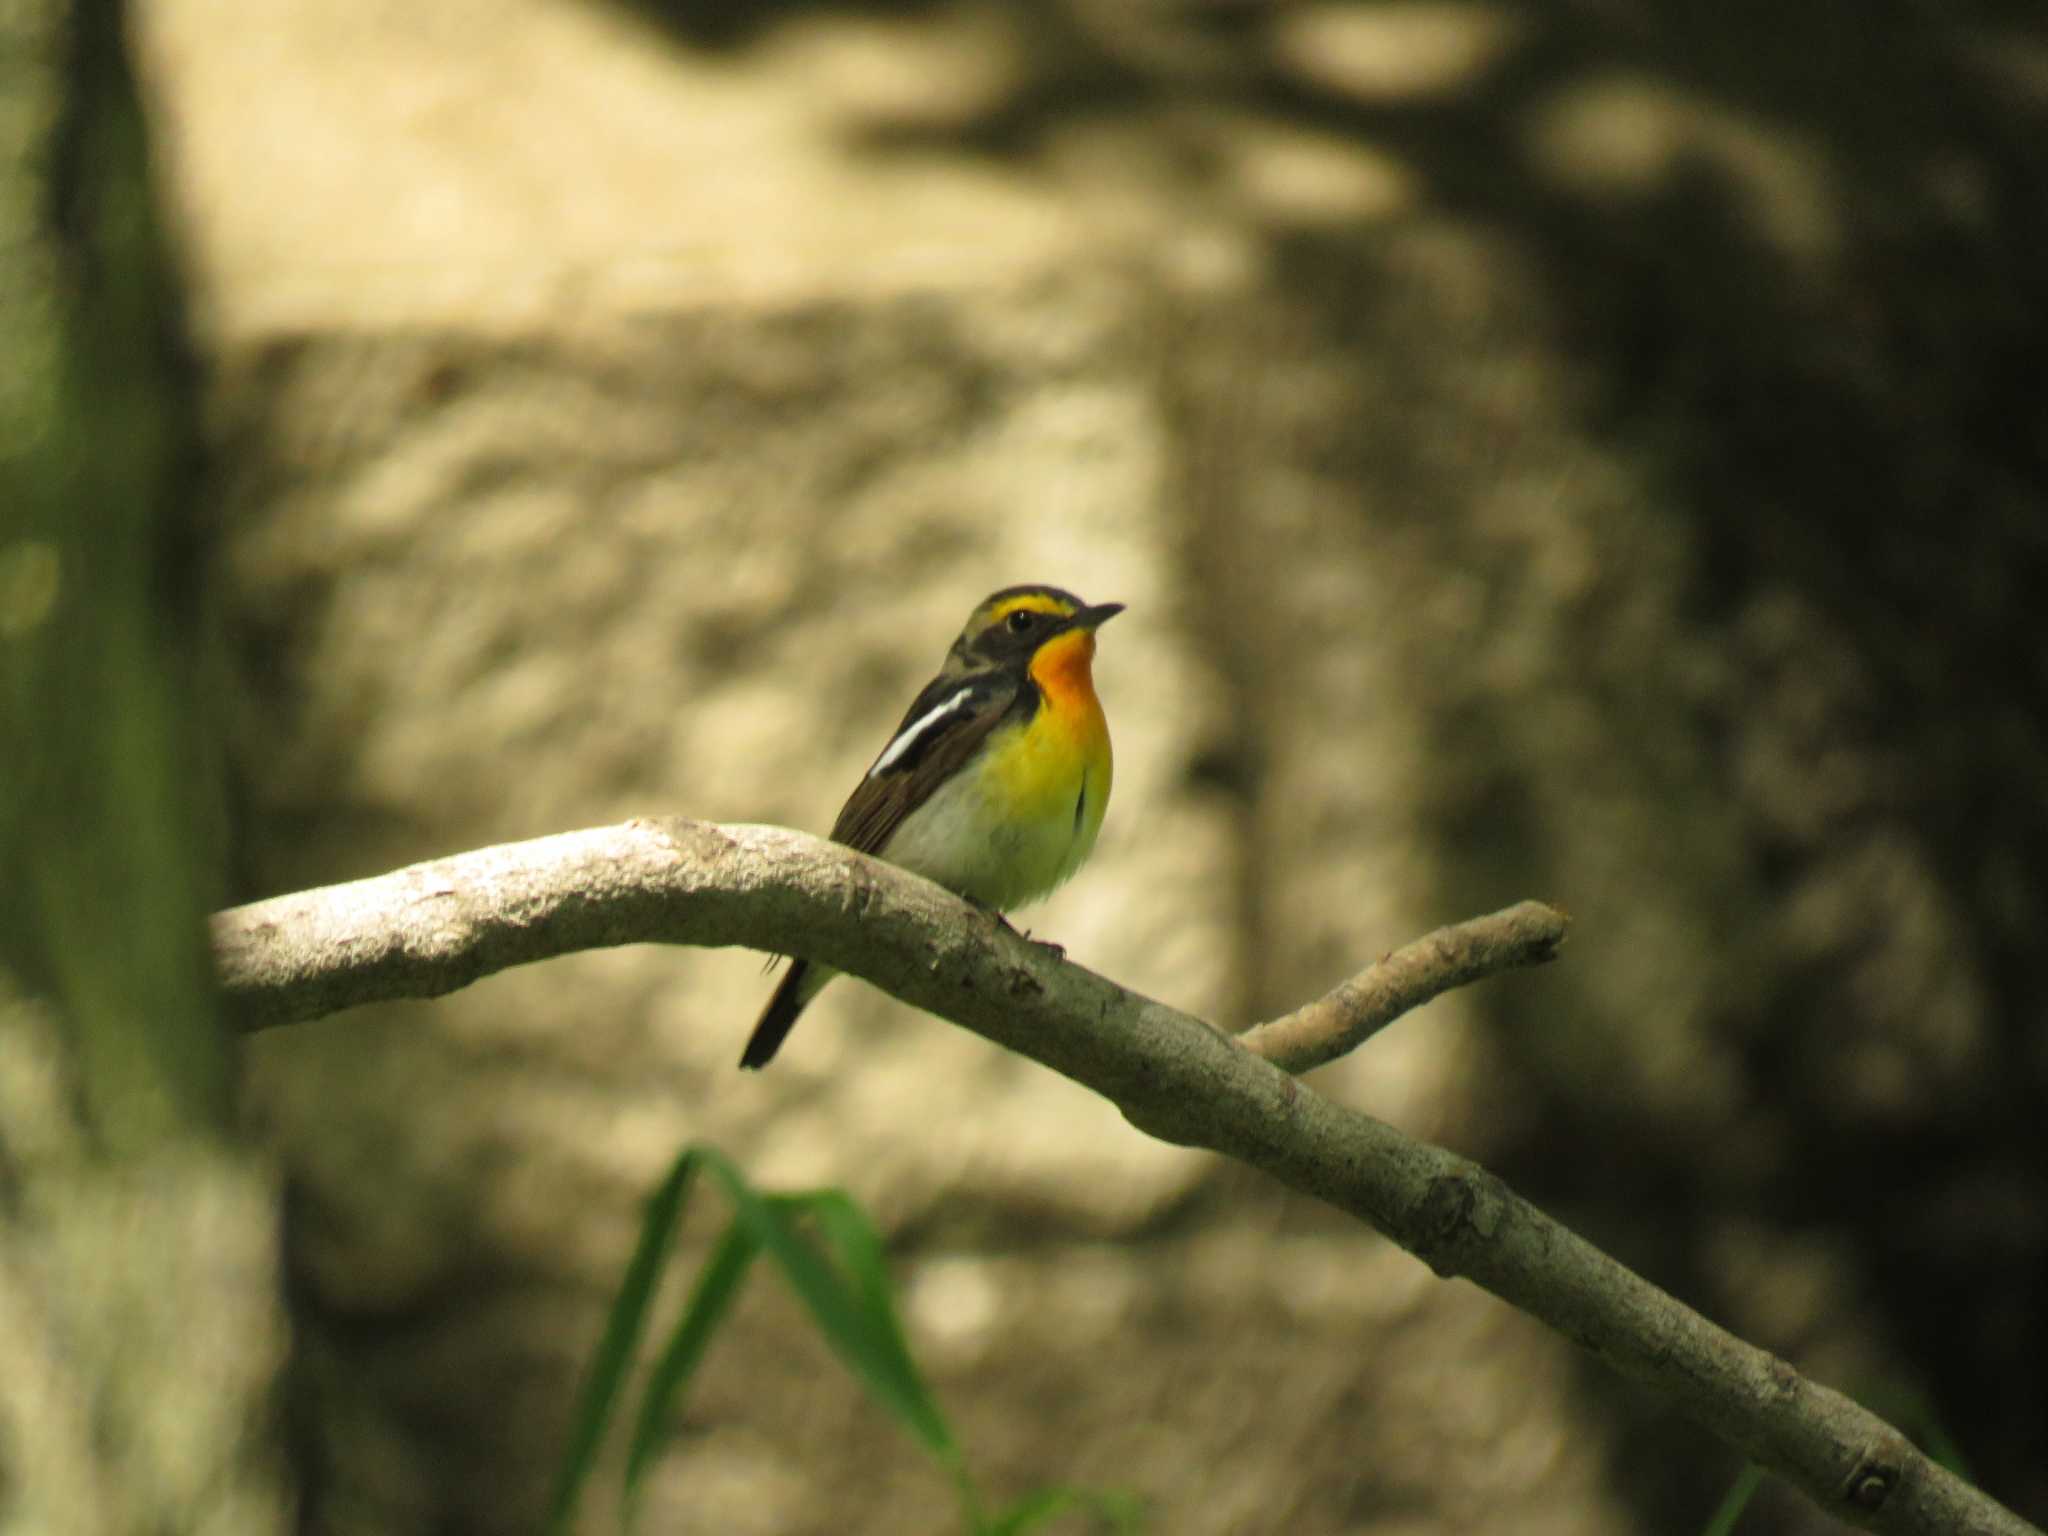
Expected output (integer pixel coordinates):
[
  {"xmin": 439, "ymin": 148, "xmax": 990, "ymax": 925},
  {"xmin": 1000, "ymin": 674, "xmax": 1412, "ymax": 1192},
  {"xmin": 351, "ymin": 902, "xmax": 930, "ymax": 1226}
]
[{"xmin": 739, "ymin": 584, "xmax": 1123, "ymax": 1069}]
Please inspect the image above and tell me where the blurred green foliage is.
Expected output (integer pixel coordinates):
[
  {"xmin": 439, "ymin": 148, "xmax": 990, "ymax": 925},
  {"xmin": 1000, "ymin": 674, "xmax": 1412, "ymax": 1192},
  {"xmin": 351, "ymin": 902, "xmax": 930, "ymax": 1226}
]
[
  {"xmin": 0, "ymin": 0, "xmax": 228, "ymax": 1148},
  {"xmin": 550, "ymin": 1143, "xmax": 1143, "ymax": 1535}
]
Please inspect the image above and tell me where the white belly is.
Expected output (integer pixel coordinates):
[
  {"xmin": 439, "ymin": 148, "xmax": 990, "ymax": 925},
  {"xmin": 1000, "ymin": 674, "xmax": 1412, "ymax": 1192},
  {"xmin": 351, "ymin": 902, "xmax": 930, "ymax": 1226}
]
[{"xmin": 879, "ymin": 754, "xmax": 1102, "ymax": 911}]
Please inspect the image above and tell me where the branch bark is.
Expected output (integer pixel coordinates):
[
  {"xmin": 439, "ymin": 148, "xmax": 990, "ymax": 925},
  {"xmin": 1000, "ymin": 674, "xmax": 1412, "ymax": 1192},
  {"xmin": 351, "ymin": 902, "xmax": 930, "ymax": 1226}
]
[
  {"xmin": 212, "ymin": 818, "xmax": 2037, "ymax": 1536},
  {"xmin": 1238, "ymin": 900, "xmax": 1570, "ymax": 1074}
]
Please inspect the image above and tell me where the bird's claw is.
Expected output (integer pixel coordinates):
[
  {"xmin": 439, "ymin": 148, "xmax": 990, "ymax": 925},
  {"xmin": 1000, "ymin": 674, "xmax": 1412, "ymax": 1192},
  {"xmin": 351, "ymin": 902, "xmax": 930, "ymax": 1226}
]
[{"xmin": 990, "ymin": 910, "xmax": 1065, "ymax": 960}]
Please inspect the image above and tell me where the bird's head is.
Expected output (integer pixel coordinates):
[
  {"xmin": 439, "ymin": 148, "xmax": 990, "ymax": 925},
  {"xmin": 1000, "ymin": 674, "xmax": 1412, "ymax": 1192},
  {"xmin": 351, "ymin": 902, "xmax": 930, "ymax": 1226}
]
[{"xmin": 947, "ymin": 584, "xmax": 1125, "ymax": 674}]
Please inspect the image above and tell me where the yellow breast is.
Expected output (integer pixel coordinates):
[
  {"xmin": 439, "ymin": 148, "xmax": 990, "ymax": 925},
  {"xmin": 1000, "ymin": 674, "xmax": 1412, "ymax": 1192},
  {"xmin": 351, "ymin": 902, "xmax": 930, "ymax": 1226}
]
[
  {"xmin": 878, "ymin": 628, "xmax": 1113, "ymax": 911},
  {"xmin": 988, "ymin": 629, "xmax": 1112, "ymax": 895}
]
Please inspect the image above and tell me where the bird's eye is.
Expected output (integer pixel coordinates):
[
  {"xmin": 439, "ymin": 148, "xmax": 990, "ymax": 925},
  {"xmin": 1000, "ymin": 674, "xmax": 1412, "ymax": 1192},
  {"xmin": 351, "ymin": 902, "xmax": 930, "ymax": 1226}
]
[{"xmin": 1005, "ymin": 610, "xmax": 1038, "ymax": 634}]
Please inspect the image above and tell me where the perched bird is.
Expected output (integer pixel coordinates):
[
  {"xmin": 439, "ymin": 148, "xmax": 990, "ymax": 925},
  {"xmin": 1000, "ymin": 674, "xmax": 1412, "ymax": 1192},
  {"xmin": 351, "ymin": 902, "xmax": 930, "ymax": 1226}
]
[{"xmin": 739, "ymin": 584, "xmax": 1123, "ymax": 1069}]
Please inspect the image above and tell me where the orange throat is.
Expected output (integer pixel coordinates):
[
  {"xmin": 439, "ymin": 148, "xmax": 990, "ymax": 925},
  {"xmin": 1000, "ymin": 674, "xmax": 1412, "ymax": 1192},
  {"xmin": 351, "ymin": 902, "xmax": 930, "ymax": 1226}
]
[{"xmin": 1029, "ymin": 628, "xmax": 1103, "ymax": 727}]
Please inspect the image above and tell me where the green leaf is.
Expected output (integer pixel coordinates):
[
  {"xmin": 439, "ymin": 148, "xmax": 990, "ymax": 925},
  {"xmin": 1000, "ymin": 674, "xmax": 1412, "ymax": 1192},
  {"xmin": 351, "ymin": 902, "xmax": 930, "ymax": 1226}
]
[
  {"xmin": 801, "ymin": 1191, "xmax": 938, "ymax": 1431},
  {"xmin": 693, "ymin": 1148, "xmax": 957, "ymax": 1460},
  {"xmin": 546, "ymin": 1151, "xmax": 701, "ymax": 1536},
  {"xmin": 551, "ymin": 1144, "xmax": 1135, "ymax": 1536},
  {"xmin": 621, "ymin": 1219, "xmax": 764, "ymax": 1508},
  {"xmin": 791, "ymin": 1188, "xmax": 983, "ymax": 1523},
  {"xmin": 983, "ymin": 1485, "xmax": 1148, "ymax": 1536},
  {"xmin": 1699, "ymin": 1462, "xmax": 1765, "ymax": 1536}
]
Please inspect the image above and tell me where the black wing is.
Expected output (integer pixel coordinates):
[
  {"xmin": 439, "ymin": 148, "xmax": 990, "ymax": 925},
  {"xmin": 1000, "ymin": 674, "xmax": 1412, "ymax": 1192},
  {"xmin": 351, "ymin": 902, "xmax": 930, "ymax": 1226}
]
[
  {"xmin": 739, "ymin": 669, "xmax": 1021, "ymax": 1070},
  {"xmin": 830, "ymin": 670, "xmax": 1020, "ymax": 855}
]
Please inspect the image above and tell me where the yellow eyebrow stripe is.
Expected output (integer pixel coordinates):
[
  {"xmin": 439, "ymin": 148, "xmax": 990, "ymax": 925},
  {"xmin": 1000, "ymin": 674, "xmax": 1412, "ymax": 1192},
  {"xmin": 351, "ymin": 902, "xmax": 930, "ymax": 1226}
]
[{"xmin": 988, "ymin": 592, "xmax": 1074, "ymax": 622}]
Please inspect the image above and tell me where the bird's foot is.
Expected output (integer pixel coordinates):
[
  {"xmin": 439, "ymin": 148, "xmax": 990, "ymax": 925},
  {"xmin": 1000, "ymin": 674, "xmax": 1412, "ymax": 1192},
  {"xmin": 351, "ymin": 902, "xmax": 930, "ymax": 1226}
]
[{"xmin": 991, "ymin": 910, "xmax": 1064, "ymax": 959}]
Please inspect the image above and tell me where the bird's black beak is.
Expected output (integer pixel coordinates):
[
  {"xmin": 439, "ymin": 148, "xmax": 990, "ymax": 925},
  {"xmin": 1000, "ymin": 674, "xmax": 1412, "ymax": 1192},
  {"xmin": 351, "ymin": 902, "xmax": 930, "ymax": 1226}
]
[{"xmin": 1074, "ymin": 602, "xmax": 1125, "ymax": 630}]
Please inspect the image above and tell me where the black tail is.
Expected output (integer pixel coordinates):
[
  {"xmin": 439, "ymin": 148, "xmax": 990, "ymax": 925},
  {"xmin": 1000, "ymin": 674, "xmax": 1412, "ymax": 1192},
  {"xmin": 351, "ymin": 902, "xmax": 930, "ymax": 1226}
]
[{"xmin": 739, "ymin": 960, "xmax": 812, "ymax": 1069}]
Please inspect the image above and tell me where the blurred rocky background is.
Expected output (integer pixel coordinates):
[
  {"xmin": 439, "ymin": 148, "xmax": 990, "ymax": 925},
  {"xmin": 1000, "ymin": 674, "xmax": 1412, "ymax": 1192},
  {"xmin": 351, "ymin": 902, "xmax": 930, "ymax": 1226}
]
[{"xmin": 28, "ymin": 0, "xmax": 2043, "ymax": 1531}]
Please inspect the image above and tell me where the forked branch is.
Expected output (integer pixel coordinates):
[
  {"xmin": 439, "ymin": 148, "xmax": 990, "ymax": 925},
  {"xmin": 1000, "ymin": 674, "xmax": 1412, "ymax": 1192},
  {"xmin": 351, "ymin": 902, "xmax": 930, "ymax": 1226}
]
[{"xmin": 210, "ymin": 818, "xmax": 2035, "ymax": 1536}]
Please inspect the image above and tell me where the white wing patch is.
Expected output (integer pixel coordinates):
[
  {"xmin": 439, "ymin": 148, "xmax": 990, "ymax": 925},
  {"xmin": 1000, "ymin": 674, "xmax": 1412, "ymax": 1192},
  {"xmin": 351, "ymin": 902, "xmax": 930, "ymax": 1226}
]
[{"xmin": 867, "ymin": 686, "xmax": 975, "ymax": 778}]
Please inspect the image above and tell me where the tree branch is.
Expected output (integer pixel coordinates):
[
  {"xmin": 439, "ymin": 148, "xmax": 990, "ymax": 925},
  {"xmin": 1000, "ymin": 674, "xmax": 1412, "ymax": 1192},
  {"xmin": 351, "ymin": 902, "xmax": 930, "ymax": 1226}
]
[
  {"xmin": 210, "ymin": 818, "xmax": 2037, "ymax": 1536},
  {"xmin": 1237, "ymin": 900, "xmax": 1570, "ymax": 1072}
]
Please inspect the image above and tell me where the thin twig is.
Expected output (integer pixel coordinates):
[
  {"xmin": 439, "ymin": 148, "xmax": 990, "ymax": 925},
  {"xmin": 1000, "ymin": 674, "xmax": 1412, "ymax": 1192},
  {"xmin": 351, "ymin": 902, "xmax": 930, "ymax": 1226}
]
[{"xmin": 1239, "ymin": 900, "xmax": 1570, "ymax": 1072}]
